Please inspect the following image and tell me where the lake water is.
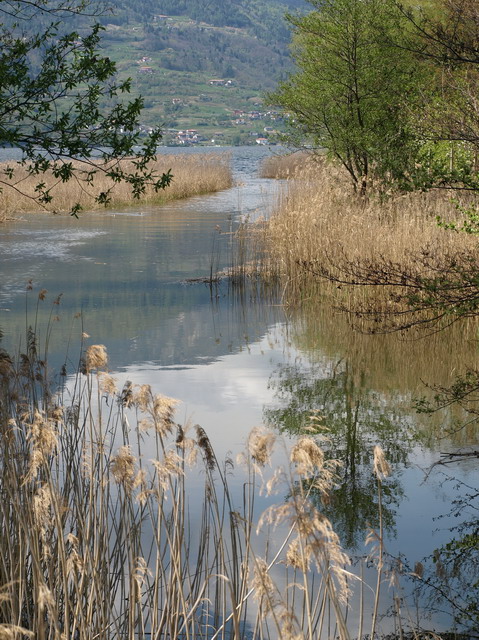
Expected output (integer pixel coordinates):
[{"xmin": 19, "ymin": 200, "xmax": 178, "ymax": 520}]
[{"xmin": 1, "ymin": 145, "xmax": 478, "ymax": 636}]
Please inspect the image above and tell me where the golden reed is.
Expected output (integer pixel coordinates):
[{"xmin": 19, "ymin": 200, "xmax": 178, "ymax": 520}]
[
  {"xmin": 260, "ymin": 154, "xmax": 479, "ymax": 308},
  {"xmin": 0, "ymin": 153, "xmax": 232, "ymax": 219}
]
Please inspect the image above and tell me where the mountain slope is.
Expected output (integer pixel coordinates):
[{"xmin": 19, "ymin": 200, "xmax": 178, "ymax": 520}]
[{"xmin": 97, "ymin": 0, "xmax": 306, "ymax": 142}]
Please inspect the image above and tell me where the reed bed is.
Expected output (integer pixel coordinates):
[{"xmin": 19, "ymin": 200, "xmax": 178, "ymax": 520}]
[
  {"xmin": 0, "ymin": 153, "xmax": 232, "ymax": 219},
  {"xmin": 257, "ymin": 156, "xmax": 479, "ymax": 321},
  {"xmin": 0, "ymin": 318, "xmax": 431, "ymax": 639},
  {"xmin": 259, "ymin": 151, "xmax": 314, "ymax": 179}
]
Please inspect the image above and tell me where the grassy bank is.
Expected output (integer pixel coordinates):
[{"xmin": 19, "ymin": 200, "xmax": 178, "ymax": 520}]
[
  {"xmin": 257, "ymin": 155, "xmax": 479, "ymax": 326},
  {"xmin": 0, "ymin": 153, "xmax": 232, "ymax": 220}
]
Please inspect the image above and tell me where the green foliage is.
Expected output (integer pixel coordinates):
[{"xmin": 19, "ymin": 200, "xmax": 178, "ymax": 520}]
[
  {"xmin": 139, "ymin": 22, "xmax": 289, "ymax": 86},
  {"xmin": 0, "ymin": 0, "xmax": 302, "ymax": 141},
  {"xmin": 409, "ymin": 139, "xmax": 479, "ymax": 194},
  {"xmin": 437, "ymin": 200, "xmax": 479, "ymax": 234},
  {"xmin": 271, "ymin": 0, "xmax": 423, "ymax": 193},
  {"xmin": 0, "ymin": 0, "xmax": 172, "ymax": 215},
  {"xmin": 150, "ymin": 0, "xmax": 304, "ymax": 40}
]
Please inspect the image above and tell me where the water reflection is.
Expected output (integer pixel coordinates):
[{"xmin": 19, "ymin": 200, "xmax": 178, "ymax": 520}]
[
  {"xmin": 2, "ymin": 146, "xmax": 479, "ymax": 633},
  {"xmin": 265, "ymin": 357, "xmax": 410, "ymax": 548},
  {"xmin": 410, "ymin": 469, "xmax": 479, "ymax": 631},
  {"xmin": 286, "ymin": 301, "xmax": 479, "ymax": 443},
  {"xmin": 262, "ymin": 303, "xmax": 479, "ymax": 632},
  {"xmin": 0, "ymin": 147, "xmax": 283, "ymax": 373}
]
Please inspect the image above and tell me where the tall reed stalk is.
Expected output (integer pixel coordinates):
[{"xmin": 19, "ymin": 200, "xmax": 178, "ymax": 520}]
[
  {"xmin": 256, "ymin": 155, "xmax": 479, "ymax": 313},
  {"xmin": 259, "ymin": 152, "xmax": 313, "ymax": 180},
  {"xmin": 0, "ymin": 313, "xmax": 421, "ymax": 639}
]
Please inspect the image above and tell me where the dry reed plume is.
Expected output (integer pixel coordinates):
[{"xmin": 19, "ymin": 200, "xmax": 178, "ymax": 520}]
[
  {"xmin": 0, "ymin": 320, "xmax": 423, "ymax": 639},
  {"xmin": 0, "ymin": 153, "xmax": 232, "ymax": 219}
]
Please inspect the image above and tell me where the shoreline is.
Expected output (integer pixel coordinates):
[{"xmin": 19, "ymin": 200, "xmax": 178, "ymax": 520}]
[
  {"xmin": 250, "ymin": 155, "xmax": 479, "ymax": 326},
  {"xmin": 0, "ymin": 152, "xmax": 234, "ymax": 221}
]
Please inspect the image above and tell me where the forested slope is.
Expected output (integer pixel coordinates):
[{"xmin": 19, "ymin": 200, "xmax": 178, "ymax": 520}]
[
  {"xmin": 91, "ymin": 0, "xmax": 306, "ymax": 141},
  {"xmin": 5, "ymin": 0, "xmax": 304, "ymax": 143}
]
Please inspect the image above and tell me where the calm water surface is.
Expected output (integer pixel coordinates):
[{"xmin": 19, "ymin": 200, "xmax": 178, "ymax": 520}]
[{"xmin": 1, "ymin": 145, "xmax": 478, "ymax": 634}]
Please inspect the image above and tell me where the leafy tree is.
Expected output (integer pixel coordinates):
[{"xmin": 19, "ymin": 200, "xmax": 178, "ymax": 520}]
[
  {"xmin": 396, "ymin": 0, "xmax": 479, "ymax": 67},
  {"xmin": 0, "ymin": 0, "xmax": 172, "ymax": 215},
  {"xmin": 379, "ymin": 0, "xmax": 479, "ymax": 193},
  {"xmin": 287, "ymin": 0, "xmax": 479, "ymax": 331},
  {"xmin": 271, "ymin": 0, "xmax": 423, "ymax": 194}
]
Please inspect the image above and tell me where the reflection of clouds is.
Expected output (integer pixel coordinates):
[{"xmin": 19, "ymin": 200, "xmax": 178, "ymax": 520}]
[
  {"xmin": 116, "ymin": 332, "xmax": 290, "ymax": 456},
  {"xmin": 219, "ymin": 366, "xmax": 273, "ymax": 407},
  {"xmin": 394, "ymin": 446, "xmax": 477, "ymax": 556}
]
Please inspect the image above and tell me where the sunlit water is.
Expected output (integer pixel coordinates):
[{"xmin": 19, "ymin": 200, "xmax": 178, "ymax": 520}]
[{"xmin": 1, "ymin": 145, "xmax": 478, "ymax": 635}]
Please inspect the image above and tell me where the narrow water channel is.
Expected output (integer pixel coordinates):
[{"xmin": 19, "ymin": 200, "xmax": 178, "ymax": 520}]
[{"xmin": 1, "ymin": 146, "xmax": 478, "ymax": 635}]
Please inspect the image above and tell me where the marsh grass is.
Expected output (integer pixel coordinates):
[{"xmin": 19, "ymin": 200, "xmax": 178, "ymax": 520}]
[
  {"xmin": 259, "ymin": 152, "xmax": 314, "ymax": 180},
  {"xmin": 0, "ymin": 324, "xmax": 347, "ymax": 640},
  {"xmin": 0, "ymin": 306, "xmax": 426, "ymax": 640},
  {"xmin": 0, "ymin": 153, "xmax": 232, "ymax": 219},
  {"xmin": 258, "ymin": 156, "xmax": 479, "ymax": 318}
]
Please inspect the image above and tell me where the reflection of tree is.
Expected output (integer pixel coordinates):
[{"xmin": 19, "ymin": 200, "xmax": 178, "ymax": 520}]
[{"xmin": 265, "ymin": 359, "xmax": 414, "ymax": 548}]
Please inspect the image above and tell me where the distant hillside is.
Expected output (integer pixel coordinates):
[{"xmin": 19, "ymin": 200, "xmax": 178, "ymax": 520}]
[
  {"xmin": 8, "ymin": 0, "xmax": 306, "ymax": 144},
  {"xmin": 93, "ymin": 0, "xmax": 307, "ymax": 143},
  {"xmin": 107, "ymin": 0, "xmax": 306, "ymax": 37}
]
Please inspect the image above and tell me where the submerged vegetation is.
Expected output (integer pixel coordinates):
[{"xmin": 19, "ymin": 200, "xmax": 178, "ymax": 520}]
[{"xmin": 0, "ymin": 153, "xmax": 233, "ymax": 220}]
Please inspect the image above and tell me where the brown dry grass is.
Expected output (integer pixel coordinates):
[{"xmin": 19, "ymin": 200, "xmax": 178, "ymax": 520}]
[
  {"xmin": 261, "ymin": 156, "xmax": 479, "ymax": 308},
  {"xmin": 0, "ymin": 153, "xmax": 232, "ymax": 219},
  {"xmin": 259, "ymin": 151, "xmax": 314, "ymax": 179},
  {"xmin": 0, "ymin": 302, "xmax": 467, "ymax": 638}
]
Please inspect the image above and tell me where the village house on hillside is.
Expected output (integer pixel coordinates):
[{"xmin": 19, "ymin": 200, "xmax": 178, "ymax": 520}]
[
  {"xmin": 176, "ymin": 129, "xmax": 201, "ymax": 144},
  {"xmin": 209, "ymin": 79, "xmax": 234, "ymax": 87}
]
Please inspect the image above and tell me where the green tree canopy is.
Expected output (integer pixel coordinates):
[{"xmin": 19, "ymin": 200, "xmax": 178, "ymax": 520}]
[
  {"xmin": 271, "ymin": 0, "xmax": 424, "ymax": 194},
  {"xmin": 0, "ymin": 0, "xmax": 172, "ymax": 215},
  {"xmin": 396, "ymin": 0, "xmax": 479, "ymax": 192}
]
